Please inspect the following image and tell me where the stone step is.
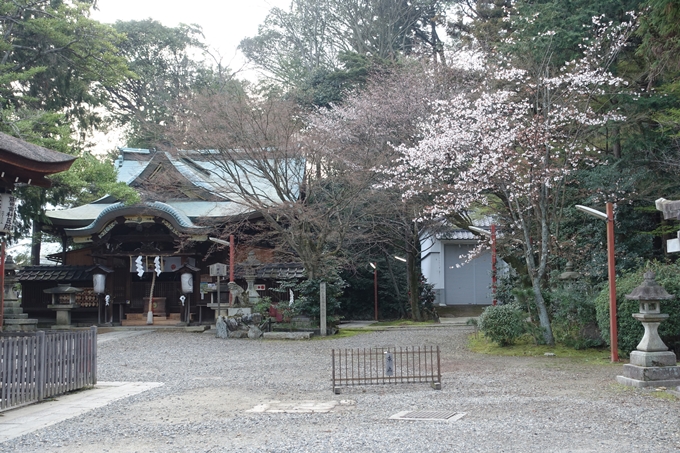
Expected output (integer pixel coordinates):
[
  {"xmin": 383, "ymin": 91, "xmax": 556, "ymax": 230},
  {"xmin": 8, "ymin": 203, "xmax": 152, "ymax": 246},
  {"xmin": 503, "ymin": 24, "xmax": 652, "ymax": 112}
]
[
  {"xmin": 121, "ymin": 318, "xmax": 185, "ymax": 327},
  {"xmin": 4, "ymin": 313, "xmax": 29, "ymax": 320},
  {"xmin": 3, "ymin": 318, "xmax": 39, "ymax": 332},
  {"xmin": 125, "ymin": 313, "xmax": 166, "ymax": 321}
]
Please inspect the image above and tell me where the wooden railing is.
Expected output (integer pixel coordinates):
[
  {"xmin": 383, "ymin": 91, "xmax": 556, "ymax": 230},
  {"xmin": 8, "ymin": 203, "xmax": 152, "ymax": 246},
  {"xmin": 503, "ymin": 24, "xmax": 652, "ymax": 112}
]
[
  {"xmin": 331, "ymin": 346, "xmax": 441, "ymax": 394},
  {"xmin": 0, "ymin": 327, "xmax": 97, "ymax": 412}
]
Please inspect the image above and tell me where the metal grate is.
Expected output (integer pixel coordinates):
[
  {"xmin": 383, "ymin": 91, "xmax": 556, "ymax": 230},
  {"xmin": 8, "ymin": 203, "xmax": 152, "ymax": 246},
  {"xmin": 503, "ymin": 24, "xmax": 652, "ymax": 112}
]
[
  {"xmin": 390, "ymin": 410, "xmax": 466, "ymax": 422},
  {"xmin": 331, "ymin": 346, "xmax": 441, "ymax": 393}
]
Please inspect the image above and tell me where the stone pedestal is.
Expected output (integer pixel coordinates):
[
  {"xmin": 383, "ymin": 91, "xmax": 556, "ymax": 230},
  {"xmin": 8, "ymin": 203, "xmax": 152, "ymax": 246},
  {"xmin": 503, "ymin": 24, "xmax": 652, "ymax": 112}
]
[
  {"xmin": 207, "ymin": 305, "xmax": 253, "ymax": 319},
  {"xmin": 228, "ymin": 307, "xmax": 252, "ymax": 317},
  {"xmin": 207, "ymin": 303, "xmax": 229, "ymax": 319},
  {"xmin": 3, "ymin": 255, "xmax": 38, "ymax": 332},
  {"xmin": 48, "ymin": 304, "xmax": 78, "ymax": 330}
]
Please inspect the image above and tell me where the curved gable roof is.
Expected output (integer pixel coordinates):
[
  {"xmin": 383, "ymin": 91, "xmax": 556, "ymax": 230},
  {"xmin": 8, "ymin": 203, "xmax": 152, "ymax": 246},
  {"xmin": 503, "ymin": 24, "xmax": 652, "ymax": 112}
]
[{"xmin": 64, "ymin": 201, "xmax": 210, "ymax": 238}]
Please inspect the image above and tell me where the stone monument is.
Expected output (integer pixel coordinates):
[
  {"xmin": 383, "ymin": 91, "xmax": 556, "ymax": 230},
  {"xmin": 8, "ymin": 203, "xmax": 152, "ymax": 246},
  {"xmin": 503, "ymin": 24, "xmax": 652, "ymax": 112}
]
[
  {"xmin": 215, "ymin": 315, "xmax": 228, "ymax": 339},
  {"xmin": 616, "ymin": 272, "xmax": 680, "ymax": 388}
]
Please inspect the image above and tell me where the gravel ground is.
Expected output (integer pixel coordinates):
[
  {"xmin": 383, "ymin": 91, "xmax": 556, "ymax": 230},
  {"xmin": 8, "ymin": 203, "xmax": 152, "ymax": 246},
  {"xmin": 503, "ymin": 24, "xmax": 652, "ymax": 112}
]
[{"xmin": 2, "ymin": 325, "xmax": 679, "ymax": 453}]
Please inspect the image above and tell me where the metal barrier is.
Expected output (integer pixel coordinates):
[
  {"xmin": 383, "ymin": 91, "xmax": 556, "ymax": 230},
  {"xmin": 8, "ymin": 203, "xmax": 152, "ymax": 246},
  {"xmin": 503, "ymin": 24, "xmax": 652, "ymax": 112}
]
[
  {"xmin": 331, "ymin": 346, "xmax": 441, "ymax": 393},
  {"xmin": 0, "ymin": 327, "xmax": 97, "ymax": 412}
]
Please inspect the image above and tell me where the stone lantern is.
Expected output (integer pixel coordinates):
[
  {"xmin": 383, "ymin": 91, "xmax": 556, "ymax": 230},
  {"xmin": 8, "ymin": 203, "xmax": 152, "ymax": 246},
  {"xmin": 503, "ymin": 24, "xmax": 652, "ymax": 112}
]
[
  {"xmin": 558, "ymin": 262, "xmax": 580, "ymax": 283},
  {"xmin": 616, "ymin": 271, "xmax": 680, "ymax": 388},
  {"xmin": 3, "ymin": 255, "xmax": 38, "ymax": 332},
  {"xmin": 45, "ymin": 283, "xmax": 83, "ymax": 330},
  {"xmin": 242, "ymin": 251, "xmax": 261, "ymax": 305}
]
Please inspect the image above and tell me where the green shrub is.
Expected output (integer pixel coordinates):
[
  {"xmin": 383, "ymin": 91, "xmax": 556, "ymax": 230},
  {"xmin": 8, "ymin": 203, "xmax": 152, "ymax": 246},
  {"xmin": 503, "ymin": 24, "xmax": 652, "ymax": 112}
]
[
  {"xmin": 276, "ymin": 274, "xmax": 346, "ymax": 326},
  {"xmin": 594, "ymin": 262, "xmax": 680, "ymax": 357},
  {"xmin": 550, "ymin": 282, "xmax": 604, "ymax": 349},
  {"xmin": 253, "ymin": 296, "xmax": 273, "ymax": 318},
  {"xmin": 478, "ymin": 303, "xmax": 528, "ymax": 346}
]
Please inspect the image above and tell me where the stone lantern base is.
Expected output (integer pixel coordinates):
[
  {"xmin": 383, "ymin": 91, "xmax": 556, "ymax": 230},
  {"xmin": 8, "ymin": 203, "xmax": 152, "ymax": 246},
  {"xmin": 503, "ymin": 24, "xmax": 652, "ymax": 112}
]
[{"xmin": 617, "ymin": 351, "xmax": 680, "ymax": 388}]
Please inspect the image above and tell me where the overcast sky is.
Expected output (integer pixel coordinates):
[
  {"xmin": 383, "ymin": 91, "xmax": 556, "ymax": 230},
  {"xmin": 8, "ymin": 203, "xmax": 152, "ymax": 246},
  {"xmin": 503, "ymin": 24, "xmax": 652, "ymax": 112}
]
[
  {"xmin": 91, "ymin": 0, "xmax": 290, "ymax": 75},
  {"xmin": 88, "ymin": 0, "xmax": 290, "ymax": 153}
]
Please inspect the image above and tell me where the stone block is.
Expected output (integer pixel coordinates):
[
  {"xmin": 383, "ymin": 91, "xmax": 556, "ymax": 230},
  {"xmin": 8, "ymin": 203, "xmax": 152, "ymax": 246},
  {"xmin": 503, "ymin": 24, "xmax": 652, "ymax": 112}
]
[
  {"xmin": 247, "ymin": 325, "xmax": 262, "ymax": 339},
  {"xmin": 621, "ymin": 363, "xmax": 680, "ymax": 381},
  {"xmin": 229, "ymin": 330, "xmax": 249, "ymax": 339},
  {"xmin": 262, "ymin": 331, "xmax": 313, "ymax": 340},
  {"xmin": 630, "ymin": 350, "xmax": 677, "ymax": 367}
]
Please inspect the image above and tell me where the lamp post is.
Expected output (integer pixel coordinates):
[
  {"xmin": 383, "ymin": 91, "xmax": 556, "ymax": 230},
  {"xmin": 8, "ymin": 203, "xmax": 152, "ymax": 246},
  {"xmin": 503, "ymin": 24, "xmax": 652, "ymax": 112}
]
[
  {"xmin": 576, "ymin": 202, "xmax": 618, "ymax": 362},
  {"xmin": 89, "ymin": 264, "xmax": 113, "ymax": 325},
  {"xmin": 176, "ymin": 264, "xmax": 199, "ymax": 325},
  {"xmin": 369, "ymin": 262, "xmax": 378, "ymax": 321},
  {"xmin": 469, "ymin": 225, "xmax": 497, "ymax": 305},
  {"xmin": 209, "ymin": 235, "xmax": 234, "ymax": 303}
]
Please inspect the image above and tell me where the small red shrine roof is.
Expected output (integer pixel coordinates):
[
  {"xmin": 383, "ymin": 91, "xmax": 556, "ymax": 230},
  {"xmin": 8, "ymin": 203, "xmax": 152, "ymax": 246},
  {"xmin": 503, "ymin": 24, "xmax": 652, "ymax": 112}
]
[{"xmin": 0, "ymin": 132, "xmax": 76, "ymax": 188}]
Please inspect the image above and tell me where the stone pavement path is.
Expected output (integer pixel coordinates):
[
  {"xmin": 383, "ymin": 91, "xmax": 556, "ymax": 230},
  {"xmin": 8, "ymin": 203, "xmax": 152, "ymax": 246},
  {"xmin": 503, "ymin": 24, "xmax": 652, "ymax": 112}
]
[{"xmin": 0, "ymin": 382, "xmax": 162, "ymax": 443}]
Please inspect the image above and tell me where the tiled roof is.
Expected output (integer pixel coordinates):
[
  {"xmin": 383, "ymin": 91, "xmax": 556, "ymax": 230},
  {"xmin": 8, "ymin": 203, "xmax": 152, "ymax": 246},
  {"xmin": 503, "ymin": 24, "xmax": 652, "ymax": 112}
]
[
  {"xmin": 256, "ymin": 263, "xmax": 305, "ymax": 279},
  {"xmin": 16, "ymin": 263, "xmax": 305, "ymax": 282},
  {"xmin": 224, "ymin": 262, "xmax": 305, "ymax": 280},
  {"xmin": 17, "ymin": 266, "xmax": 92, "ymax": 282},
  {"xmin": 437, "ymin": 230, "xmax": 477, "ymax": 240},
  {"xmin": 0, "ymin": 132, "xmax": 76, "ymax": 165}
]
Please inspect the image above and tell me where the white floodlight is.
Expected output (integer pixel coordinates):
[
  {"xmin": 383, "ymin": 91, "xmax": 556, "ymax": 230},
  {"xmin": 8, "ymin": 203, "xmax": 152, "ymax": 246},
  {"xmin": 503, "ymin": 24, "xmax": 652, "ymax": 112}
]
[
  {"xmin": 394, "ymin": 256, "xmax": 406, "ymax": 262},
  {"xmin": 575, "ymin": 205, "xmax": 608, "ymax": 221},
  {"xmin": 209, "ymin": 237, "xmax": 230, "ymax": 246},
  {"xmin": 468, "ymin": 226, "xmax": 491, "ymax": 236}
]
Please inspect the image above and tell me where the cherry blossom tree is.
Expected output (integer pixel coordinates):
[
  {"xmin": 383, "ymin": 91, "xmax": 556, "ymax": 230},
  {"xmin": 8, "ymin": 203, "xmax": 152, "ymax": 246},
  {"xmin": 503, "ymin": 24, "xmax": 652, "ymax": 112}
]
[
  {"xmin": 389, "ymin": 15, "xmax": 638, "ymax": 344},
  {"xmin": 306, "ymin": 63, "xmax": 478, "ymax": 320}
]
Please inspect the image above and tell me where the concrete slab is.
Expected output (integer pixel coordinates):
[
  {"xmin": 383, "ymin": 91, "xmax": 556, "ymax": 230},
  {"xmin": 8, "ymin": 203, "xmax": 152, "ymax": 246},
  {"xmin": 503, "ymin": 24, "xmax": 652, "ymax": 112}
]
[
  {"xmin": 246, "ymin": 400, "xmax": 355, "ymax": 414},
  {"xmin": 0, "ymin": 381, "xmax": 163, "ymax": 444},
  {"xmin": 263, "ymin": 331, "xmax": 313, "ymax": 340},
  {"xmin": 338, "ymin": 321, "xmax": 374, "ymax": 329},
  {"xmin": 97, "ymin": 330, "xmax": 154, "ymax": 344}
]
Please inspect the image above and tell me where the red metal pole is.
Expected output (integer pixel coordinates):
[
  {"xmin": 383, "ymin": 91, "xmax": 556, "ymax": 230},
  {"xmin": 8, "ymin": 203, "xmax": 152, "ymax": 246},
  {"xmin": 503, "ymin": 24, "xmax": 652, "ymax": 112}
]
[
  {"xmin": 491, "ymin": 224, "xmax": 497, "ymax": 305},
  {"xmin": 606, "ymin": 202, "xmax": 618, "ymax": 362},
  {"xmin": 229, "ymin": 234, "xmax": 235, "ymax": 282},
  {"xmin": 229, "ymin": 234, "xmax": 235, "ymax": 307},
  {"xmin": 374, "ymin": 267, "xmax": 378, "ymax": 321},
  {"xmin": 0, "ymin": 239, "xmax": 5, "ymax": 331}
]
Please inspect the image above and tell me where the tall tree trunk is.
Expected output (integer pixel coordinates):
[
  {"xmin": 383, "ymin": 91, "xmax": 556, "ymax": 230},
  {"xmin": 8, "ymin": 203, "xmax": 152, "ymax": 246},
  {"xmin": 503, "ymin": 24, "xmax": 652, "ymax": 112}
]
[
  {"xmin": 531, "ymin": 276, "xmax": 554, "ymax": 345},
  {"xmin": 406, "ymin": 250, "xmax": 421, "ymax": 321},
  {"xmin": 612, "ymin": 126, "xmax": 621, "ymax": 159},
  {"xmin": 382, "ymin": 250, "xmax": 406, "ymax": 316},
  {"xmin": 31, "ymin": 220, "xmax": 41, "ymax": 265},
  {"xmin": 516, "ymin": 198, "xmax": 554, "ymax": 345}
]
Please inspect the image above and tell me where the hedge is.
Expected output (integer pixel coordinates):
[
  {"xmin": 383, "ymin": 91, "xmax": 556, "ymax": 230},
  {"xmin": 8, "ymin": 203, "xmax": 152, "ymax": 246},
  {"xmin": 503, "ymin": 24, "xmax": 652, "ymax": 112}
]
[{"xmin": 594, "ymin": 262, "xmax": 680, "ymax": 357}]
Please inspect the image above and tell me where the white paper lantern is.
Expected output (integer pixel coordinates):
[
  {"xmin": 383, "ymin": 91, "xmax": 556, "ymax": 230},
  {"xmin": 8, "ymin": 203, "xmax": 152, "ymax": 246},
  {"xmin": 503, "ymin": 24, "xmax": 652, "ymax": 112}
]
[
  {"xmin": 93, "ymin": 274, "xmax": 106, "ymax": 294},
  {"xmin": 181, "ymin": 272, "xmax": 193, "ymax": 294}
]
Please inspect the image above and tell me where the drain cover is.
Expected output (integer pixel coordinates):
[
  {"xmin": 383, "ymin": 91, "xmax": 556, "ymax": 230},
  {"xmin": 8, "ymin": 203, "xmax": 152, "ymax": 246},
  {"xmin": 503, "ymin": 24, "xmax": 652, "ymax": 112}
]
[{"xmin": 390, "ymin": 410, "xmax": 466, "ymax": 422}]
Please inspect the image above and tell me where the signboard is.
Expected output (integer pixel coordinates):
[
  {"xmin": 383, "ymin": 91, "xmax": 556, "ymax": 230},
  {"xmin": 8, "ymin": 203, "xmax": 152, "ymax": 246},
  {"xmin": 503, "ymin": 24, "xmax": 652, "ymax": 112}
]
[
  {"xmin": 209, "ymin": 263, "xmax": 228, "ymax": 277},
  {"xmin": 164, "ymin": 256, "xmax": 182, "ymax": 272},
  {"xmin": 255, "ymin": 284, "xmax": 266, "ymax": 291},
  {"xmin": 384, "ymin": 352, "xmax": 394, "ymax": 377},
  {"xmin": 0, "ymin": 193, "xmax": 16, "ymax": 234}
]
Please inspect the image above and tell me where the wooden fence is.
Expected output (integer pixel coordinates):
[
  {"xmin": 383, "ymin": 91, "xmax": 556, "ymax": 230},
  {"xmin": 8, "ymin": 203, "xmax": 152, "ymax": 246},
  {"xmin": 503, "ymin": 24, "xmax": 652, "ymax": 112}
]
[
  {"xmin": 331, "ymin": 346, "xmax": 441, "ymax": 393},
  {"xmin": 0, "ymin": 327, "xmax": 97, "ymax": 412}
]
